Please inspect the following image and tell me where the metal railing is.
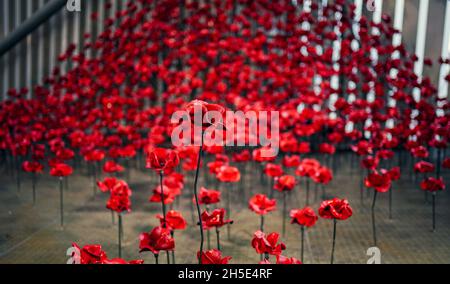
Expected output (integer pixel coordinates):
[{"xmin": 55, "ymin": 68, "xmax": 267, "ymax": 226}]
[{"xmin": 0, "ymin": 0, "xmax": 125, "ymax": 100}]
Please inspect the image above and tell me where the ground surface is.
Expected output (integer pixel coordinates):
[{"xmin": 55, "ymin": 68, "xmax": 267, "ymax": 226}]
[{"xmin": 0, "ymin": 153, "xmax": 449, "ymax": 264}]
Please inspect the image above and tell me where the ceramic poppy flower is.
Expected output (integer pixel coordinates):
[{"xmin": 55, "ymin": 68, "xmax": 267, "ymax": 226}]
[
  {"xmin": 201, "ymin": 208, "xmax": 233, "ymax": 229},
  {"xmin": 290, "ymin": 207, "xmax": 318, "ymax": 227},
  {"xmin": 71, "ymin": 243, "xmax": 107, "ymax": 264},
  {"xmin": 319, "ymin": 143, "xmax": 336, "ymax": 155},
  {"xmin": 50, "ymin": 163, "xmax": 73, "ymax": 177},
  {"xmin": 414, "ymin": 161, "xmax": 435, "ymax": 173},
  {"xmin": 252, "ymin": 147, "xmax": 277, "ymax": 163},
  {"xmin": 156, "ymin": 210, "xmax": 187, "ymax": 231},
  {"xmin": 207, "ymin": 160, "xmax": 227, "ymax": 174},
  {"xmin": 388, "ymin": 167, "xmax": 401, "ymax": 181},
  {"xmin": 97, "ymin": 177, "xmax": 118, "ymax": 192},
  {"xmin": 197, "ymin": 249, "xmax": 232, "ymax": 264},
  {"xmin": 282, "ymin": 155, "xmax": 301, "ymax": 168},
  {"xmin": 251, "ymin": 230, "xmax": 286, "ymax": 256},
  {"xmin": 264, "ymin": 163, "xmax": 284, "ymax": 178},
  {"xmin": 103, "ymin": 160, "xmax": 124, "ymax": 173},
  {"xmin": 249, "ymin": 194, "xmax": 277, "ymax": 215},
  {"xmin": 149, "ymin": 185, "xmax": 175, "ymax": 205},
  {"xmin": 232, "ymin": 150, "xmax": 251, "ymax": 163},
  {"xmin": 276, "ymin": 255, "xmax": 302, "ymax": 264},
  {"xmin": 84, "ymin": 149, "xmax": 105, "ymax": 162},
  {"xmin": 184, "ymin": 100, "xmax": 226, "ymax": 129},
  {"xmin": 198, "ymin": 187, "xmax": 221, "ymax": 205},
  {"xmin": 139, "ymin": 226, "xmax": 175, "ymax": 254},
  {"xmin": 146, "ymin": 148, "xmax": 179, "ymax": 173},
  {"xmin": 311, "ymin": 167, "xmax": 333, "ymax": 184},
  {"xmin": 295, "ymin": 159, "xmax": 320, "ymax": 177},
  {"xmin": 22, "ymin": 161, "xmax": 44, "ymax": 173},
  {"xmin": 443, "ymin": 157, "xmax": 450, "ymax": 169},
  {"xmin": 216, "ymin": 165, "xmax": 241, "ymax": 182},
  {"xmin": 361, "ymin": 156, "xmax": 379, "ymax": 170},
  {"xmin": 318, "ymin": 198, "xmax": 353, "ymax": 220},
  {"xmin": 365, "ymin": 170, "xmax": 392, "ymax": 193},
  {"xmin": 420, "ymin": 177, "xmax": 445, "ymax": 192},
  {"xmin": 106, "ymin": 180, "xmax": 132, "ymax": 213},
  {"xmin": 411, "ymin": 146, "xmax": 429, "ymax": 158},
  {"xmin": 273, "ymin": 175, "xmax": 296, "ymax": 192},
  {"xmin": 351, "ymin": 141, "xmax": 373, "ymax": 156},
  {"xmin": 101, "ymin": 258, "xmax": 144, "ymax": 265}
]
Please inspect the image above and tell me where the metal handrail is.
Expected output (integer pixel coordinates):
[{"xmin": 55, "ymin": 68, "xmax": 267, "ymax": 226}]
[{"xmin": 0, "ymin": 0, "xmax": 67, "ymax": 57}]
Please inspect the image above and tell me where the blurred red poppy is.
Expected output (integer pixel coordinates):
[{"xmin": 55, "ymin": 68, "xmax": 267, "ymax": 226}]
[
  {"xmin": 420, "ymin": 177, "xmax": 445, "ymax": 192},
  {"xmin": 365, "ymin": 170, "xmax": 392, "ymax": 192},
  {"xmin": 264, "ymin": 163, "xmax": 284, "ymax": 178},
  {"xmin": 156, "ymin": 210, "xmax": 187, "ymax": 231},
  {"xmin": 197, "ymin": 249, "xmax": 232, "ymax": 264},
  {"xmin": 50, "ymin": 163, "xmax": 73, "ymax": 177},
  {"xmin": 251, "ymin": 231, "xmax": 286, "ymax": 256},
  {"xmin": 103, "ymin": 160, "xmax": 124, "ymax": 173},
  {"xmin": 414, "ymin": 161, "xmax": 435, "ymax": 173},
  {"xmin": 146, "ymin": 148, "xmax": 179, "ymax": 173},
  {"xmin": 249, "ymin": 194, "xmax": 277, "ymax": 215},
  {"xmin": 273, "ymin": 175, "xmax": 296, "ymax": 192},
  {"xmin": 22, "ymin": 161, "xmax": 44, "ymax": 173},
  {"xmin": 198, "ymin": 187, "xmax": 221, "ymax": 205},
  {"xmin": 216, "ymin": 165, "xmax": 241, "ymax": 182},
  {"xmin": 201, "ymin": 208, "xmax": 233, "ymax": 229}
]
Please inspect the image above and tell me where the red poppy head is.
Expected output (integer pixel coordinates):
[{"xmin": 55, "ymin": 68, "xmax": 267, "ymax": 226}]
[
  {"xmin": 251, "ymin": 230, "xmax": 286, "ymax": 256},
  {"xmin": 156, "ymin": 210, "xmax": 187, "ymax": 231},
  {"xmin": 318, "ymin": 198, "xmax": 353, "ymax": 220},
  {"xmin": 72, "ymin": 243, "xmax": 107, "ymax": 264},
  {"xmin": 197, "ymin": 249, "xmax": 232, "ymax": 264},
  {"xmin": 290, "ymin": 207, "xmax": 318, "ymax": 227},
  {"xmin": 273, "ymin": 175, "xmax": 296, "ymax": 192},
  {"xmin": 414, "ymin": 161, "xmax": 435, "ymax": 173},
  {"xmin": 146, "ymin": 148, "xmax": 179, "ymax": 174},
  {"xmin": 311, "ymin": 167, "xmax": 333, "ymax": 185},
  {"xmin": 22, "ymin": 161, "xmax": 44, "ymax": 173},
  {"xmin": 248, "ymin": 194, "xmax": 277, "ymax": 215},
  {"xmin": 139, "ymin": 226, "xmax": 175, "ymax": 254},
  {"xmin": 364, "ymin": 170, "xmax": 391, "ymax": 192},
  {"xmin": 149, "ymin": 185, "xmax": 175, "ymax": 205},
  {"xmin": 420, "ymin": 177, "xmax": 445, "ymax": 192},
  {"xmin": 282, "ymin": 155, "xmax": 301, "ymax": 168},
  {"xmin": 264, "ymin": 163, "xmax": 284, "ymax": 178},
  {"xmin": 50, "ymin": 163, "xmax": 73, "ymax": 177},
  {"xmin": 216, "ymin": 165, "xmax": 241, "ymax": 183},
  {"xmin": 276, "ymin": 255, "xmax": 302, "ymax": 264},
  {"xmin": 103, "ymin": 160, "xmax": 124, "ymax": 173},
  {"xmin": 97, "ymin": 177, "xmax": 118, "ymax": 193},
  {"xmin": 198, "ymin": 187, "xmax": 221, "ymax": 205},
  {"xmin": 184, "ymin": 100, "xmax": 226, "ymax": 129},
  {"xmin": 201, "ymin": 208, "xmax": 233, "ymax": 229}
]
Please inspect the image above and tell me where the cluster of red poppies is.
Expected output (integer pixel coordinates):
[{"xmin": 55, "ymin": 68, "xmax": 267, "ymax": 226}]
[{"xmin": 1, "ymin": 0, "xmax": 449, "ymax": 264}]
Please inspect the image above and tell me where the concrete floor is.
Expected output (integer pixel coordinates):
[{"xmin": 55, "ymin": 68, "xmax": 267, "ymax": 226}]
[{"xmin": 0, "ymin": 153, "xmax": 449, "ymax": 264}]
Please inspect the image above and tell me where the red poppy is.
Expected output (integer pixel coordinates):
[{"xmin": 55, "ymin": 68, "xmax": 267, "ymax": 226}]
[
  {"xmin": 149, "ymin": 185, "xmax": 175, "ymax": 205},
  {"xmin": 97, "ymin": 177, "xmax": 119, "ymax": 192},
  {"xmin": 84, "ymin": 149, "xmax": 105, "ymax": 162},
  {"xmin": 50, "ymin": 163, "xmax": 73, "ymax": 177},
  {"xmin": 201, "ymin": 208, "xmax": 233, "ymax": 229},
  {"xmin": 411, "ymin": 146, "xmax": 429, "ymax": 158},
  {"xmin": 184, "ymin": 100, "xmax": 226, "ymax": 129},
  {"xmin": 207, "ymin": 160, "xmax": 227, "ymax": 174},
  {"xmin": 282, "ymin": 155, "xmax": 301, "ymax": 168},
  {"xmin": 103, "ymin": 160, "xmax": 124, "ymax": 173},
  {"xmin": 106, "ymin": 180, "xmax": 132, "ymax": 213},
  {"xmin": 319, "ymin": 143, "xmax": 336, "ymax": 155},
  {"xmin": 388, "ymin": 167, "xmax": 401, "ymax": 181},
  {"xmin": 156, "ymin": 210, "xmax": 187, "ymax": 231},
  {"xmin": 71, "ymin": 243, "xmax": 107, "ymax": 264},
  {"xmin": 264, "ymin": 163, "xmax": 284, "ymax": 178},
  {"xmin": 361, "ymin": 156, "xmax": 379, "ymax": 170},
  {"xmin": 273, "ymin": 175, "xmax": 296, "ymax": 192},
  {"xmin": 101, "ymin": 258, "xmax": 144, "ymax": 265},
  {"xmin": 311, "ymin": 167, "xmax": 333, "ymax": 184},
  {"xmin": 249, "ymin": 194, "xmax": 277, "ymax": 215},
  {"xmin": 351, "ymin": 141, "xmax": 373, "ymax": 156},
  {"xmin": 414, "ymin": 161, "xmax": 435, "ymax": 173},
  {"xmin": 318, "ymin": 198, "xmax": 353, "ymax": 220},
  {"xmin": 252, "ymin": 147, "xmax": 277, "ymax": 163},
  {"xmin": 146, "ymin": 148, "xmax": 179, "ymax": 173},
  {"xmin": 22, "ymin": 161, "xmax": 44, "ymax": 173},
  {"xmin": 198, "ymin": 187, "xmax": 221, "ymax": 205},
  {"xmin": 197, "ymin": 249, "xmax": 232, "ymax": 264},
  {"xmin": 290, "ymin": 207, "xmax": 318, "ymax": 227},
  {"xmin": 216, "ymin": 165, "xmax": 241, "ymax": 182},
  {"xmin": 295, "ymin": 159, "xmax": 320, "ymax": 177},
  {"xmin": 420, "ymin": 177, "xmax": 445, "ymax": 192},
  {"xmin": 276, "ymin": 255, "xmax": 302, "ymax": 264},
  {"xmin": 365, "ymin": 170, "xmax": 392, "ymax": 193},
  {"xmin": 232, "ymin": 150, "xmax": 251, "ymax": 163},
  {"xmin": 251, "ymin": 230, "xmax": 286, "ymax": 256},
  {"xmin": 443, "ymin": 157, "xmax": 450, "ymax": 169},
  {"xmin": 139, "ymin": 226, "xmax": 175, "ymax": 254}
]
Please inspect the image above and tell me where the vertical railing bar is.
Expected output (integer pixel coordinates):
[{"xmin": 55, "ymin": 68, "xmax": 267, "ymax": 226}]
[
  {"xmin": 60, "ymin": 7, "xmax": 68, "ymax": 73},
  {"xmin": 14, "ymin": 0, "xmax": 21, "ymax": 89},
  {"xmin": 2, "ymin": 0, "xmax": 10, "ymax": 100},
  {"xmin": 412, "ymin": 0, "xmax": 430, "ymax": 102},
  {"xmin": 438, "ymin": 1, "xmax": 450, "ymax": 102},
  {"xmin": 37, "ymin": 0, "xmax": 45, "ymax": 85},
  {"xmin": 26, "ymin": 0, "xmax": 33, "ymax": 98}
]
